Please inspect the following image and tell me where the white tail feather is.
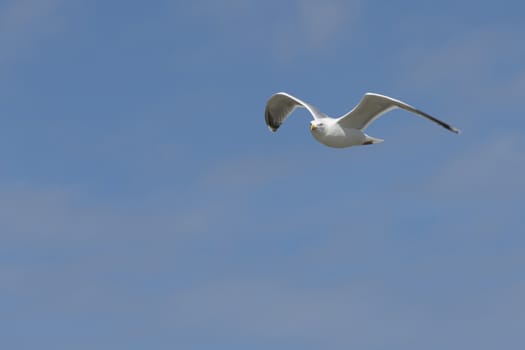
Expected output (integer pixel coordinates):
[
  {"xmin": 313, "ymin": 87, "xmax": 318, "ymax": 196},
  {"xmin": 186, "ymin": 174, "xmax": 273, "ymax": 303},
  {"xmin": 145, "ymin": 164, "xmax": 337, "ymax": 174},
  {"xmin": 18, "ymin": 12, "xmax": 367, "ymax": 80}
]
[{"xmin": 363, "ymin": 135, "xmax": 384, "ymax": 145}]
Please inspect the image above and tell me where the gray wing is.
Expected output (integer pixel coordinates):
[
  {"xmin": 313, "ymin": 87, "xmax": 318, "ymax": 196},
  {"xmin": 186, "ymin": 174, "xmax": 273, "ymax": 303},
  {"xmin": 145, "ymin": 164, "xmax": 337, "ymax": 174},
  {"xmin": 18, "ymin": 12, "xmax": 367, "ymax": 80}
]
[
  {"xmin": 337, "ymin": 93, "xmax": 460, "ymax": 134},
  {"xmin": 265, "ymin": 92, "xmax": 328, "ymax": 132}
]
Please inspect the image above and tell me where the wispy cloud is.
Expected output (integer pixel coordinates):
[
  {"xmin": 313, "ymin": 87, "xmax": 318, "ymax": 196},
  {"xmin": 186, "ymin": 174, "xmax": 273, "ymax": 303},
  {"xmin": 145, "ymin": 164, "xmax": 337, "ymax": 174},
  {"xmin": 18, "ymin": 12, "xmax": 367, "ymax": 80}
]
[
  {"xmin": 172, "ymin": 281, "xmax": 414, "ymax": 345},
  {"xmin": 271, "ymin": 0, "xmax": 361, "ymax": 61},
  {"xmin": 395, "ymin": 25, "xmax": 525, "ymax": 117},
  {"xmin": 429, "ymin": 133, "xmax": 525, "ymax": 198},
  {"xmin": 0, "ymin": 148, "xmax": 310, "ymax": 242},
  {"xmin": 0, "ymin": 0, "xmax": 65, "ymax": 64},
  {"xmin": 170, "ymin": 274, "xmax": 525, "ymax": 349},
  {"xmin": 171, "ymin": 0, "xmax": 361, "ymax": 62}
]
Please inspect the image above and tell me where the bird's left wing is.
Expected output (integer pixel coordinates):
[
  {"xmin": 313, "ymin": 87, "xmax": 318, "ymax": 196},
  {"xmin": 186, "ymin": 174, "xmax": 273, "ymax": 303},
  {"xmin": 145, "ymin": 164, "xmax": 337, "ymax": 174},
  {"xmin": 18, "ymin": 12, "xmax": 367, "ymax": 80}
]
[
  {"xmin": 337, "ymin": 93, "xmax": 460, "ymax": 134},
  {"xmin": 265, "ymin": 92, "xmax": 328, "ymax": 132}
]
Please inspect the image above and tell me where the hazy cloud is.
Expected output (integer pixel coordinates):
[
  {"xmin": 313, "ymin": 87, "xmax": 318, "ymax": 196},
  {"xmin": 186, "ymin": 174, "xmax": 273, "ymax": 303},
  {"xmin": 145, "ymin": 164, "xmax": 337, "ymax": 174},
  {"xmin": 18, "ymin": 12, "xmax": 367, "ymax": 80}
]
[
  {"xmin": 172, "ymin": 0, "xmax": 361, "ymax": 62},
  {"xmin": 395, "ymin": 25, "xmax": 525, "ymax": 115},
  {"xmin": 430, "ymin": 133, "xmax": 525, "ymax": 198},
  {"xmin": 172, "ymin": 281, "xmax": 415, "ymax": 346},
  {"xmin": 272, "ymin": 0, "xmax": 361, "ymax": 61},
  {"xmin": 0, "ymin": 0, "xmax": 66, "ymax": 64}
]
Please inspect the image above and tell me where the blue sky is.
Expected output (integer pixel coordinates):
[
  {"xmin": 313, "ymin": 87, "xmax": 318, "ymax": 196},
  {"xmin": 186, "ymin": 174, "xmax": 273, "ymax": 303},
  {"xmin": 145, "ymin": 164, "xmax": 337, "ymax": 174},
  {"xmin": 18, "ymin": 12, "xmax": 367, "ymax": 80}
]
[{"xmin": 1, "ymin": 0, "xmax": 524, "ymax": 349}]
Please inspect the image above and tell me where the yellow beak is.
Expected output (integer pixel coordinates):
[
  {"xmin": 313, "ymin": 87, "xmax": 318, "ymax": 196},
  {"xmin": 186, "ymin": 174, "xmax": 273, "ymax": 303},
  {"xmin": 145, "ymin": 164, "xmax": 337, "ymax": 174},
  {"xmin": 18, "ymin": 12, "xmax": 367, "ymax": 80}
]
[{"xmin": 310, "ymin": 123, "xmax": 317, "ymax": 131}]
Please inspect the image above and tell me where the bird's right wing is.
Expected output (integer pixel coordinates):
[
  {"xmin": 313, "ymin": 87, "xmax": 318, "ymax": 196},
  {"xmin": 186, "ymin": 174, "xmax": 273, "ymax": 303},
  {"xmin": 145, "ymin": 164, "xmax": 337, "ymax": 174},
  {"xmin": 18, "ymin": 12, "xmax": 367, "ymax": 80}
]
[
  {"xmin": 265, "ymin": 92, "xmax": 328, "ymax": 132},
  {"xmin": 337, "ymin": 93, "xmax": 460, "ymax": 134}
]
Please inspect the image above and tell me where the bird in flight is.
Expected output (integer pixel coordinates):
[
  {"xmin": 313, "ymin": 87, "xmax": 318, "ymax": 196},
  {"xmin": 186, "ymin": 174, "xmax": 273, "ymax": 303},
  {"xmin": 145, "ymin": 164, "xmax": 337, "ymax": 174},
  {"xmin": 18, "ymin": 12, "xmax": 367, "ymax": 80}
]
[{"xmin": 265, "ymin": 92, "xmax": 460, "ymax": 148}]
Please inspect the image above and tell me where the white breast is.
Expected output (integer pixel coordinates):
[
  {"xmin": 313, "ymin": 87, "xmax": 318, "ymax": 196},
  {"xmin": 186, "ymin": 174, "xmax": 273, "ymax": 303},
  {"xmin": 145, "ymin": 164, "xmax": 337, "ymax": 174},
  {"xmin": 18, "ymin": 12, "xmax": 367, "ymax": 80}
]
[{"xmin": 311, "ymin": 124, "xmax": 366, "ymax": 148}]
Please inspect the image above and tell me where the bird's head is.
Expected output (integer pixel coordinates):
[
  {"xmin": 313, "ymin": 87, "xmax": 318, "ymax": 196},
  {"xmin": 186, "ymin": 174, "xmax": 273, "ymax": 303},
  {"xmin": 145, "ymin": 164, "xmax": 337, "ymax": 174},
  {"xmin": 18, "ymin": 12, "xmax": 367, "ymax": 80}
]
[{"xmin": 310, "ymin": 120, "xmax": 325, "ymax": 132}]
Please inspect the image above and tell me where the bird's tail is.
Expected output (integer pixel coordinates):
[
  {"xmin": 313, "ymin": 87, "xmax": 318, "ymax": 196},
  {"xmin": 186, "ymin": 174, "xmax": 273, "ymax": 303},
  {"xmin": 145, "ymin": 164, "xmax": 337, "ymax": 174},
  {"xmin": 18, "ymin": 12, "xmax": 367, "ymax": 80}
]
[{"xmin": 362, "ymin": 134, "xmax": 384, "ymax": 145}]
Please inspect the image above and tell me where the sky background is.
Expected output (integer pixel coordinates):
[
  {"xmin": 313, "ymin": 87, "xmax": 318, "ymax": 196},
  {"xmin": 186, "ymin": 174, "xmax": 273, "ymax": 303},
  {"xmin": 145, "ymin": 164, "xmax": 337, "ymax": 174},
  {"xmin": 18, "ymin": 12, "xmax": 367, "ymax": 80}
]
[{"xmin": 1, "ymin": 0, "xmax": 524, "ymax": 349}]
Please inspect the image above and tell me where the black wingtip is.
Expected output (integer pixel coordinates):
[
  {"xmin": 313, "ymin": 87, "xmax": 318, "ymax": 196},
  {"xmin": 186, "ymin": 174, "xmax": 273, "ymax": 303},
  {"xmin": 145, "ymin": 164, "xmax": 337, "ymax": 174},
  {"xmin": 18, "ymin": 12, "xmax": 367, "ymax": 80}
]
[
  {"xmin": 445, "ymin": 124, "xmax": 461, "ymax": 134},
  {"xmin": 404, "ymin": 105, "xmax": 460, "ymax": 135},
  {"xmin": 265, "ymin": 118, "xmax": 280, "ymax": 132},
  {"xmin": 265, "ymin": 110, "xmax": 281, "ymax": 132}
]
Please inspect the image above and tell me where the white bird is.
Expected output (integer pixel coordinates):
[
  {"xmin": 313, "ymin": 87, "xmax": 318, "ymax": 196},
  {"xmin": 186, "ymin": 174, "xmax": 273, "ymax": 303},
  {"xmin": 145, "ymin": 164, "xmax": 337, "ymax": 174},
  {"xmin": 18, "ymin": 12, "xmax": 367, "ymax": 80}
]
[{"xmin": 265, "ymin": 92, "xmax": 460, "ymax": 148}]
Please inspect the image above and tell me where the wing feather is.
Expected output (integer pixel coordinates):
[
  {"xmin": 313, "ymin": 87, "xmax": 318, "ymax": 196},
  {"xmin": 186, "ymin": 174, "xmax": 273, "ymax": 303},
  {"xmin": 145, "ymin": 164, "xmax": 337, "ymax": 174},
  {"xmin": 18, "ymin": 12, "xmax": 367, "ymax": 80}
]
[
  {"xmin": 337, "ymin": 93, "xmax": 460, "ymax": 134},
  {"xmin": 265, "ymin": 92, "xmax": 328, "ymax": 132}
]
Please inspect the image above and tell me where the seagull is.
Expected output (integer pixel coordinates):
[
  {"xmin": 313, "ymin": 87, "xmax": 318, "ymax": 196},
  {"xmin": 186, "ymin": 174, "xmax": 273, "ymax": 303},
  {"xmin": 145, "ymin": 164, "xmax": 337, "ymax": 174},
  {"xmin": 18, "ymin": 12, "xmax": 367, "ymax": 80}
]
[{"xmin": 265, "ymin": 92, "xmax": 460, "ymax": 148}]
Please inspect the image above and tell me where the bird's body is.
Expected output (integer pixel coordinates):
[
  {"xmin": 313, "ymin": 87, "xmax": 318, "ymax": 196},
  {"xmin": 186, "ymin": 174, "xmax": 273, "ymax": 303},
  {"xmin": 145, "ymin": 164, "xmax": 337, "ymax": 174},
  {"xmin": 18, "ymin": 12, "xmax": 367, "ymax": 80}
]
[
  {"xmin": 265, "ymin": 92, "xmax": 460, "ymax": 148},
  {"xmin": 309, "ymin": 118, "xmax": 370, "ymax": 148}
]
